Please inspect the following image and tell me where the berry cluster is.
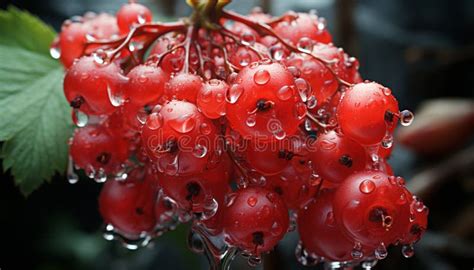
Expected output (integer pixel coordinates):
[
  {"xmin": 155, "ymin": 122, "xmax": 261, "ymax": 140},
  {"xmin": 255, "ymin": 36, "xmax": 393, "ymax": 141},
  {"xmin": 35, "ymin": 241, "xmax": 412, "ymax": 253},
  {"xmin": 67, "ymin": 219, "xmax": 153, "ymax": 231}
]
[{"xmin": 54, "ymin": 0, "xmax": 428, "ymax": 268}]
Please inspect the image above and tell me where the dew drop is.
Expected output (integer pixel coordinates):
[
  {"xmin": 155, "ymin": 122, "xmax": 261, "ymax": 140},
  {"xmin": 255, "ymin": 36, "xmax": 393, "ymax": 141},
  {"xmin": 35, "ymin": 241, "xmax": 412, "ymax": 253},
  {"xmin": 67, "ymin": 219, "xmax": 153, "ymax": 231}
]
[
  {"xmin": 201, "ymin": 197, "xmax": 218, "ymax": 220},
  {"xmin": 375, "ymin": 243, "xmax": 388, "ymax": 260},
  {"xmin": 247, "ymin": 255, "xmax": 262, "ymax": 267},
  {"xmin": 309, "ymin": 174, "xmax": 322, "ymax": 186},
  {"xmin": 169, "ymin": 114, "xmax": 196, "ymax": 133},
  {"xmin": 254, "ymin": 69, "xmax": 271, "ymax": 85},
  {"xmin": 241, "ymin": 32, "xmax": 256, "ymax": 46},
  {"xmin": 225, "ymin": 193, "xmax": 238, "ymax": 207},
  {"xmin": 238, "ymin": 52, "xmax": 251, "ymax": 67},
  {"xmin": 277, "ymin": 85, "xmax": 294, "ymax": 101},
  {"xmin": 359, "ymin": 179, "xmax": 376, "ymax": 194},
  {"xmin": 297, "ymin": 37, "xmax": 314, "ymax": 53},
  {"xmin": 295, "ymin": 241, "xmax": 319, "ymax": 266},
  {"xmin": 383, "ymin": 87, "xmax": 392, "ymax": 96},
  {"xmin": 247, "ymin": 196, "xmax": 258, "ymax": 207},
  {"xmin": 137, "ymin": 14, "xmax": 146, "ymax": 24},
  {"xmin": 67, "ymin": 156, "xmax": 79, "ymax": 184},
  {"xmin": 50, "ymin": 46, "xmax": 61, "ymax": 59},
  {"xmin": 270, "ymin": 46, "xmax": 284, "ymax": 61},
  {"xmin": 193, "ymin": 144, "xmax": 208, "ymax": 158},
  {"xmin": 400, "ymin": 110, "xmax": 414, "ymax": 126},
  {"xmin": 94, "ymin": 168, "xmax": 107, "ymax": 183},
  {"xmin": 381, "ymin": 133, "xmax": 393, "ymax": 148},
  {"xmin": 246, "ymin": 113, "xmax": 257, "ymax": 127},
  {"xmin": 307, "ymin": 95, "xmax": 318, "ymax": 109},
  {"xmin": 145, "ymin": 112, "xmax": 163, "ymax": 130},
  {"xmin": 401, "ymin": 244, "xmax": 415, "ymax": 258},
  {"xmin": 294, "ymin": 78, "xmax": 310, "ymax": 102},
  {"xmin": 72, "ymin": 109, "xmax": 89, "ymax": 127},
  {"xmin": 226, "ymin": 84, "xmax": 244, "ymax": 104},
  {"xmin": 351, "ymin": 242, "xmax": 364, "ymax": 260},
  {"xmin": 107, "ymin": 84, "xmax": 124, "ymax": 107}
]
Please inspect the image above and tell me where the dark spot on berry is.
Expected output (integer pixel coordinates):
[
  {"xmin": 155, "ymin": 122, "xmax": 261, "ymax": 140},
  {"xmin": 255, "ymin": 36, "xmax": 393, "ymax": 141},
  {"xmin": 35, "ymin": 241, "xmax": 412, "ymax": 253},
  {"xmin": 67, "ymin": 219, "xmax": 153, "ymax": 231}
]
[
  {"xmin": 256, "ymin": 99, "xmax": 273, "ymax": 112},
  {"xmin": 163, "ymin": 199, "xmax": 173, "ymax": 210},
  {"xmin": 96, "ymin": 152, "xmax": 111, "ymax": 165},
  {"xmin": 252, "ymin": 231, "xmax": 265, "ymax": 246},
  {"xmin": 164, "ymin": 139, "xmax": 179, "ymax": 153},
  {"xmin": 339, "ymin": 155, "xmax": 353, "ymax": 168},
  {"xmin": 278, "ymin": 150, "xmax": 294, "ymax": 161},
  {"xmin": 274, "ymin": 186, "xmax": 283, "ymax": 195},
  {"xmin": 70, "ymin": 96, "xmax": 85, "ymax": 109},
  {"xmin": 185, "ymin": 182, "xmax": 201, "ymax": 201},
  {"xmin": 384, "ymin": 111, "xmax": 395, "ymax": 123},
  {"xmin": 299, "ymin": 159, "xmax": 306, "ymax": 165},
  {"xmin": 135, "ymin": 207, "xmax": 144, "ymax": 215},
  {"xmin": 369, "ymin": 207, "xmax": 388, "ymax": 223},
  {"xmin": 410, "ymin": 224, "xmax": 423, "ymax": 238},
  {"xmin": 144, "ymin": 104, "xmax": 153, "ymax": 114}
]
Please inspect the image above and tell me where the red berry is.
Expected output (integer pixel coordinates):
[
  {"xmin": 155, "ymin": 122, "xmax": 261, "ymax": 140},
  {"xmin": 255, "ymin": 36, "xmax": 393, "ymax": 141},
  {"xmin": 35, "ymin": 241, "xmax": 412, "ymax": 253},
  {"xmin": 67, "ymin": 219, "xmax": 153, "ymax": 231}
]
[
  {"xmin": 116, "ymin": 2, "xmax": 152, "ymax": 35},
  {"xmin": 222, "ymin": 187, "xmax": 289, "ymax": 255},
  {"xmin": 64, "ymin": 56, "xmax": 126, "ymax": 115},
  {"xmin": 337, "ymin": 82, "xmax": 399, "ymax": 145},
  {"xmin": 226, "ymin": 61, "xmax": 306, "ymax": 141},
  {"xmin": 70, "ymin": 125, "xmax": 130, "ymax": 176},
  {"xmin": 125, "ymin": 64, "xmax": 167, "ymax": 106},
  {"xmin": 99, "ymin": 169, "xmax": 158, "ymax": 237},
  {"xmin": 310, "ymin": 130, "xmax": 368, "ymax": 184}
]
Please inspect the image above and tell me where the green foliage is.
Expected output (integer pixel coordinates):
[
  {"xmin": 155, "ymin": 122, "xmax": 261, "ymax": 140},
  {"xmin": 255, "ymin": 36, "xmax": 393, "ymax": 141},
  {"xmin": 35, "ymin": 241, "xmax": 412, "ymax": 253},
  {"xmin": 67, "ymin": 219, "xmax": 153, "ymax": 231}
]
[{"xmin": 0, "ymin": 7, "xmax": 71, "ymax": 195}]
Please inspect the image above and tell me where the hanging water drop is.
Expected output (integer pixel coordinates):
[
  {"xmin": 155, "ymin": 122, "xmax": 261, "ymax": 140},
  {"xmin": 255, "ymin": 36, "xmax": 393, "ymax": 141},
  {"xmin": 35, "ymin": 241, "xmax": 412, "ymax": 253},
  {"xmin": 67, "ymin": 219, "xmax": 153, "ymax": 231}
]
[{"xmin": 400, "ymin": 110, "xmax": 414, "ymax": 126}]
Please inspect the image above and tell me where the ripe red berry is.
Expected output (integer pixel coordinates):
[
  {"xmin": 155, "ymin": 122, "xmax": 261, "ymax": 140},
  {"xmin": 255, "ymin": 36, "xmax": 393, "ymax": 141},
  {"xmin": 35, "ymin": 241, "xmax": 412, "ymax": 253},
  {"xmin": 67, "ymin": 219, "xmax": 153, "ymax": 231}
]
[
  {"xmin": 226, "ymin": 61, "xmax": 306, "ymax": 141},
  {"xmin": 197, "ymin": 79, "xmax": 228, "ymax": 119},
  {"xmin": 332, "ymin": 170, "xmax": 411, "ymax": 247},
  {"xmin": 298, "ymin": 189, "xmax": 370, "ymax": 262},
  {"xmin": 337, "ymin": 82, "xmax": 399, "ymax": 145},
  {"xmin": 99, "ymin": 169, "xmax": 158, "ymax": 238},
  {"xmin": 64, "ymin": 56, "xmax": 126, "ymax": 115},
  {"xmin": 70, "ymin": 125, "xmax": 130, "ymax": 176},
  {"xmin": 141, "ymin": 100, "xmax": 218, "ymax": 176},
  {"xmin": 125, "ymin": 64, "xmax": 167, "ymax": 106},
  {"xmin": 116, "ymin": 2, "xmax": 152, "ymax": 34},
  {"xmin": 310, "ymin": 130, "xmax": 368, "ymax": 184},
  {"xmin": 222, "ymin": 187, "xmax": 289, "ymax": 255}
]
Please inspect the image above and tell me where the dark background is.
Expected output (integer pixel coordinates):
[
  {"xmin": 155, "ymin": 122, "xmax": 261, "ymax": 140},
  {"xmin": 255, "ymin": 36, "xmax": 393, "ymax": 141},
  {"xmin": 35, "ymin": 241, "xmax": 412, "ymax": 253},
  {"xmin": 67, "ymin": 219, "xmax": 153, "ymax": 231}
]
[{"xmin": 0, "ymin": 0, "xmax": 473, "ymax": 269}]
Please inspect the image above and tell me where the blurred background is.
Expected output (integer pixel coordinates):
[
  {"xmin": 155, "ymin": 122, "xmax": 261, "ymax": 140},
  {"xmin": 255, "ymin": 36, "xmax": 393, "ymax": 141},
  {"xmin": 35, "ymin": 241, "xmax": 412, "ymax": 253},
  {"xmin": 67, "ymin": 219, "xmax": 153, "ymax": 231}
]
[{"xmin": 0, "ymin": 0, "xmax": 473, "ymax": 269}]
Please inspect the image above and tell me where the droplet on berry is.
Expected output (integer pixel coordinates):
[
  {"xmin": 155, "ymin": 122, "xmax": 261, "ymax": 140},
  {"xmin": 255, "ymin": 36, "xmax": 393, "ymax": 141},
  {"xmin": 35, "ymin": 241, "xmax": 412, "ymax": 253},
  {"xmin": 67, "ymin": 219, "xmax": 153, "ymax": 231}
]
[
  {"xmin": 400, "ymin": 109, "xmax": 414, "ymax": 126},
  {"xmin": 254, "ymin": 69, "xmax": 271, "ymax": 85}
]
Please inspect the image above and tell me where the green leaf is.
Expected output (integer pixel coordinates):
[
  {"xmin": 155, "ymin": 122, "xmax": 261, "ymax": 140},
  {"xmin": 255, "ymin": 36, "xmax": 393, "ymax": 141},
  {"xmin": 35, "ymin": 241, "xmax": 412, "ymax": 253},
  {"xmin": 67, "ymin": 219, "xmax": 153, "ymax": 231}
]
[{"xmin": 0, "ymin": 7, "xmax": 72, "ymax": 195}]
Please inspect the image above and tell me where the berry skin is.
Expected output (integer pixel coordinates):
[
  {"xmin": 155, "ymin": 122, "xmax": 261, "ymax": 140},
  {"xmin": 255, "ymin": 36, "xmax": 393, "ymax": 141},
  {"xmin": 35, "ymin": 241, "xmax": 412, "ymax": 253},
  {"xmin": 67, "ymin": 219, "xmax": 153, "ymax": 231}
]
[
  {"xmin": 401, "ymin": 193, "xmax": 428, "ymax": 245},
  {"xmin": 274, "ymin": 13, "xmax": 332, "ymax": 45},
  {"xmin": 125, "ymin": 64, "xmax": 167, "ymax": 106},
  {"xmin": 99, "ymin": 169, "xmax": 158, "ymax": 238},
  {"xmin": 141, "ymin": 100, "xmax": 218, "ymax": 176},
  {"xmin": 157, "ymin": 160, "xmax": 231, "ymax": 214},
  {"xmin": 165, "ymin": 73, "xmax": 203, "ymax": 103},
  {"xmin": 337, "ymin": 82, "xmax": 399, "ymax": 145},
  {"xmin": 222, "ymin": 187, "xmax": 289, "ymax": 255},
  {"xmin": 226, "ymin": 61, "xmax": 306, "ymax": 141},
  {"xmin": 298, "ymin": 189, "xmax": 369, "ymax": 262},
  {"xmin": 197, "ymin": 79, "xmax": 228, "ymax": 119},
  {"xmin": 70, "ymin": 125, "xmax": 129, "ymax": 175},
  {"xmin": 57, "ymin": 13, "xmax": 119, "ymax": 68},
  {"xmin": 64, "ymin": 56, "xmax": 126, "ymax": 115},
  {"xmin": 310, "ymin": 130, "xmax": 368, "ymax": 184},
  {"xmin": 332, "ymin": 171, "xmax": 411, "ymax": 247},
  {"xmin": 116, "ymin": 2, "xmax": 152, "ymax": 34},
  {"xmin": 264, "ymin": 161, "xmax": 318, "ymax": 210}
]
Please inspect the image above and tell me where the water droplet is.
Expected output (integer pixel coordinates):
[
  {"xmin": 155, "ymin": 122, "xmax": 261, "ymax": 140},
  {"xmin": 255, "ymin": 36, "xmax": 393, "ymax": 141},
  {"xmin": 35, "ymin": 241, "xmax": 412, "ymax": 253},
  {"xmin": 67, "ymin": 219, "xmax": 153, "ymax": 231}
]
[
  {"xmin": 381, "ymin": 133, "xmax": 393, "ymax": 148},
  {"xmin": 193, "ymin": 144, "xmax": 208, "ymax": 158},
  {"xmin": 400, "ymin": 110, "xmax": 414, "ymax": 126},
  {"xmin": 307, "ymin": 96, "xmax": 318, "ymax": 109},
  {"xmin": 241, "ymin": 32, "xmax": 256, "ymax": 46},
  {"xmin": 247, "ymin": 255, "xmax": 261, "ymax": 267},
  {"xmin": 94, "ymin": 168, "xmax": 107, "ymax": 183},
  {"xmin": 297, "ymin": 37, "xmax": 313, "ymax": 53},
  {"xmin": 401, "ymin": 244, "xmax": 415, "ymax": 258},
  {"xmin": 277, "ymin": 85, "xmax": 294, "ymax": 101},
  {"xmin": 383, "ymin": 87, "xmax": 392, "ymax": 96},
  {"xmin": 295, "ymin": 241, "xmax": 319, "ymax": 266},
  {"xmin": 238, "ymin": 52, "xmax": 251, "ymax": 67},
  {"xmin": 169, "ymin": 114, "xmax": 196, "ymax": 133},
  {"xmin": 309, "ymin": 174, "xmax": 321, "ymax": 186},
  {"xmin": 145, "ymin": 112, "xmax": 163, "ymax": 130},
  {"xmin": 187, "ymin": 230, "xmax": 204, "ymax": 253},
  {"xmin": 247, "ymin": 196, "xmax": 258, "ymax": 207},
  {"xmin": 359, "ymin": 179, "xmax": 376, "ymax": 194},
  {"xmin": 317, "ymin": 17, "xmax": 327, "ymax": 32},
  {"xmin": 107, "ymin": 84, "xmax": 124, "ymax": 107},
  {"xmin": 270, "ymin": 46, "xmax": 284, "ymax": 61},
  {"xmin": 226, "ymin": 84, "xmax": 244, "ymax": 104},
  {"xmin": 164, "ymin": 154, "xmax": 179, "ymax": 176},
  {"xmin": 294, "ymin": 78, "xmax": 310, "ymax": 102},
  {"xmin": 199, "ymin": 122, "xmax": 212, "ymax": 135},
  {"xmin": 287, "ymin": 66, "xmax": 301, "ymax": 78},
  {"xmin": 72, "ymin": 109, "xmax": 88, "ymax": 127},
  {"xmin": 137, "ymin": 14, "xmax": 146, "ymax": 24},
  {"xmin": 50, "ymin": 46, "xmax": 61, "ymax": 59},
  {"xmin": 201, "ymin": 197, "xmax": 218, "ymax": 220},
  {"xmin": 93, "ymin": 49, "xmax": 108, "ymax": 65},
  {"xmin": 351, "ymin": 242, "xmax": 364, "ymax": 259},
  {"xmin": 375, "ymin": 243, "xmax": 388, "ymax": 260},
  {"xmin": 361, "ymin": 260, "xmax": 378, "ymax": 270},
  {"xmin": 67, "ymin": 156, "xmax": 79, "ymax": 184},
  {"xmin": 246, "ymin": 113, "xmax": 257, "ymax": 127},
  {"xmin": 225, "ymin": 193, "xmax": 238, "ymax": 207},
  {"xmin": 254, "ymin": 69, "xmax": 271, "ymax": 85}
]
